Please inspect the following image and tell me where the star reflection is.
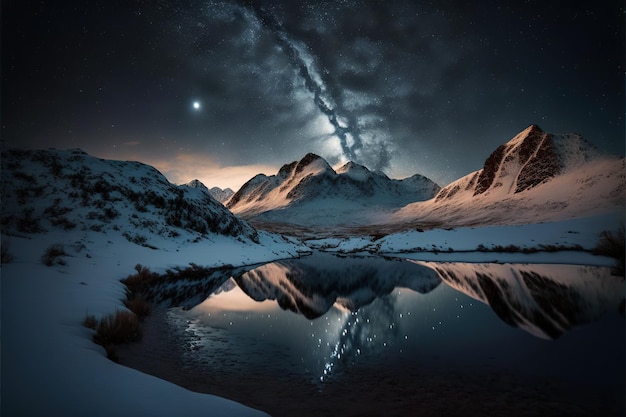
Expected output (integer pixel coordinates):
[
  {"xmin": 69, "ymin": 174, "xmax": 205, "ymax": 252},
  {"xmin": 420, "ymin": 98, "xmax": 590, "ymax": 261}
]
[
  {"xmin": 316, "ymin": 294, "xmax": 399, "ymax": 383},
  {"xmin": 174, "ymin": 255, "xmax": 623, "ymax": 389}
]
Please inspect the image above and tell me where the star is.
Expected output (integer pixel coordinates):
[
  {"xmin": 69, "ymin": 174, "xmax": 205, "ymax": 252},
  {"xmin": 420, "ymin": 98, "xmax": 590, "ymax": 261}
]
[{"xmin": 192, "ymin": 101, "xmax": 201, "ymax": 110}]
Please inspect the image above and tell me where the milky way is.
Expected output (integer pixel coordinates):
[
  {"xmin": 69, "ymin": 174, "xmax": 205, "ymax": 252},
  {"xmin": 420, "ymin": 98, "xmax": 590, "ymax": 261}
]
[
  {"xmin": 246, "ymin": 3, "xmax": 366, "ymax": 165},
  {"xmin": 2, "ymin": 0, "xmax": 624, "ymax": 188}
]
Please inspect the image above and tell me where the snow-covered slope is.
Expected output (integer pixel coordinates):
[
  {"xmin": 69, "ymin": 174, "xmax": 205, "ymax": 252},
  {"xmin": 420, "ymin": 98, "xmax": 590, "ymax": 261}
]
[
  {"xmin": 0, "ymin": 148, "xmax": 310, "ymax": 417},
  {"xmin": 227, "ymin": 153, "xmax": 440, "ymax": 226},
  {"xmin": 1, "ymin": 149, "xmax": 258, "ymax": 245},
  {"xmin": 0, "ymin": 226, "xmax": 307, "ymax": 416},
  {"xmin": 392, "ymin": 125, "xmax": 625, "ymax": 227}
]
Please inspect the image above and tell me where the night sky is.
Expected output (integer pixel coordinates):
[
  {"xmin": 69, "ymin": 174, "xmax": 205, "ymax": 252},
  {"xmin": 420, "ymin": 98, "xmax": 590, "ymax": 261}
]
[{"xmin": 2, "ymin": 0, "xmax": 624, "ymax": 189}]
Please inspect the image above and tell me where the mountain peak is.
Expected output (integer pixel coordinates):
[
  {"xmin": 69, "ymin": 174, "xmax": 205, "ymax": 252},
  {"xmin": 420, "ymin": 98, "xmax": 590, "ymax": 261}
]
[
  {"xmin": 337, "ymin": 161, "xmax": 366, "ymax": 172},
  {"xmin": 336, "ymin": 161, "xmax": 371, "ymax": 181},
  {"xmin": 294, "ymin": 153, "xmax": 332, "ymax": 176},
  {"xmin": 522, "ymin": 124, "xmax": 544, "ymax": 135},
  {"xmin": 435, "ymin": 124, "xmax": 619, "ymax": 204},
  {"xmin": 227, "ymin": 153, "xmax": 440, "ymax": 225},
  {"xmin": 184, "ymin": 179, "xmax": 209, "ymax": 191},
  {"xmin": 301, "ymin": 152, "xmax": 323, "ymax": 163}
]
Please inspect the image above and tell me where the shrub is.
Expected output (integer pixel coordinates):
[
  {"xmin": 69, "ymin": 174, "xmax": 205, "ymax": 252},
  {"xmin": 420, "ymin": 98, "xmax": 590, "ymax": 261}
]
[
  {"xmin": 82, "ymin": 313, "xmax": 98, "ymax": 330},
  {"xmin": 1, "ymin": 240, "xmax": 14, "ymax": 264},
  {"xmin": 593, "ymin": 226, "xmax": 625, "ymax": 276},
  {"xmin": 476, "ymin": 244, "xmax": 488, "ymax": 252},
  {"xmin": 41, "ymin": 243, "xmax": 67, "ymax": 266},
  {"xmin": 121, "ymin": 264, "xmax": 159, "ymax": 296},
  {"xmin": 17, "ymin": 208, "xmax": 44, "ymax": 233},
  {"xmin": 123, "ymin": 296, "xmax": 152, "ymax": 320},
  {"xmin": 49, "ymin": 216, "xmax": 77, "ymax": 230},
  {"xmin": 103, "ymin": 206, "xmax": 120, "ymax": 219},
  {"xmin": 93, "ymin": 310, "xmax": 142, "ymax": 362},
  {"xmin": 122, "ymin": 232, "xmax": 154, "ymax": 248},
  {"xmin": 87, "ymin": 309, "xmax": 143, "ymax": 362},
  {"xmin": 593, "ymin": 227, "xmax": 625, "ymax": 259}
]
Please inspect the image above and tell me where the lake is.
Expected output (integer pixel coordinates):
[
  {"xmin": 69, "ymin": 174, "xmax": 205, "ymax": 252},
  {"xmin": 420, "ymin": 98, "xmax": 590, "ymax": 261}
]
[{"xmin": 118, "ymin": 253, "xmax": 625, "ymax": 417}]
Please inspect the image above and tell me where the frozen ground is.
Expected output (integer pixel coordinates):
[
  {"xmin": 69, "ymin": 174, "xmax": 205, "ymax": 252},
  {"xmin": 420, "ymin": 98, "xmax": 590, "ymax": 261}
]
[{"xmin": 306, "ymin": 211, "xmax": 622, "ymax": 266}]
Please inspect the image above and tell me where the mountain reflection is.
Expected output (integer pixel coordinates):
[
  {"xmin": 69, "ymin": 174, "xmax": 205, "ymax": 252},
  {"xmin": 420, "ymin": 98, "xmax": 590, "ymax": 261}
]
[
  {"xmin": 179, "ymin": 254, "xmax": 623, "ymax": 384},
  {"xmin": 189, "ymin": 254, "xmax": 440, "ymax": 381},
  {"xmin": 414, "ymin": 261, "xmax": 624, "ymax": 339},
  {"xmin": 233, "ymin": 253, "xmax": 441, "ymax": 318}
]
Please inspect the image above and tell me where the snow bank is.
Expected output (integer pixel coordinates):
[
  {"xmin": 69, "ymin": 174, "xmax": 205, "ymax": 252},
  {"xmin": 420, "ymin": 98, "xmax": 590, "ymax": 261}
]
[
  {"xmin": 306, "ymin": 213, "xmax": 622, "ymax": 267},
  {"xmin": 1, "ymin": 229, "xmax": 307, "ymax": 417}
]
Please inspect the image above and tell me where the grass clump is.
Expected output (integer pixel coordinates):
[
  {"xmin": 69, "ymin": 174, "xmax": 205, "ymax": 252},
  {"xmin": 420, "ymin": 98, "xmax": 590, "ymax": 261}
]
[
  {"xmin": 93, "ymin": 310, "xmax": 142, "ymax": 345},
  {"xmin": 121, "ymin": 264, "xmax": 159, "ymax": 295},
  {"xmin": 82, "ymin": 309, "xmax": 143, "ymax": 362},
  {"xmin": 79, "ymin": 264, "xmax": 156, "ymax": 361},
  {"xmin": 123, "ymin": 296, "xmax": 152, "ymax": 320},
  {"xmin": 121, "ymin": 265, "xmax": 154, "ymax": 319},
  {"xmin": 90, "ymin": 310, "xmax": 142, "ymax": 362},
  {"xmin": 41, "ymin": 243, "xmax": 67, "ymax": 266}
]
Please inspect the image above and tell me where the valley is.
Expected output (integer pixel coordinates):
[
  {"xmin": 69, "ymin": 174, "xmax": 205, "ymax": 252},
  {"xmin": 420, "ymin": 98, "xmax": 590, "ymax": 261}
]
[{"xmin": 1, "ymin": 125, "xmax": 624, "ymax": 417}]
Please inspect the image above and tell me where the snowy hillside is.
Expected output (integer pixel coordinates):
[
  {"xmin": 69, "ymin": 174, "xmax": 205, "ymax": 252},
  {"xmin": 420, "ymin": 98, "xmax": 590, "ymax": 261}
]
[
  {"xmin": 391, "ymin": 125, "xmax": 625, "ymax": 227},
  {"xmin": 1, "ymin": 224, "xmax": 305, "ymax": 417},
  {"xmin": 1, "ymin": 148, "xmax": 309, "ymax": 417},
  {"xmin": 227, "ymin": 153, "xmax": 440, "ymax": 226},
  {"xmin": 183, "ymin": 178, "xmax": 211, "ymax": 192},
  {"xmin": 1, "ymin": 149, "xmax": 258, "ymax": 245}
]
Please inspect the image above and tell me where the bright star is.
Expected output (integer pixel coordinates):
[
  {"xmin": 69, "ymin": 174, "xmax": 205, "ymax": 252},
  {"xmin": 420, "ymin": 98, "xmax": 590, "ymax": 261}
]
[{"xmin": 193, "ymin": 101, "xmax": 201, "ymax": 110}]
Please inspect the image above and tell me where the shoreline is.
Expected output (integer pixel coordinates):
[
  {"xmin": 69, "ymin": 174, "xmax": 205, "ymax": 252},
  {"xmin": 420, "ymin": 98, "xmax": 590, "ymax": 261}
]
[{"xmin": 117, "ymin": 302, "xmax": 625, "ymax": 417}]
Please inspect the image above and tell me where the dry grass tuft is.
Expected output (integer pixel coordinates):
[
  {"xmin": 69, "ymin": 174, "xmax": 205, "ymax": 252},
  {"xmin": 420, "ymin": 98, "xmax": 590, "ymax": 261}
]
[
  {"xmin": 93, "ymin": 310, "xmax": 142, "ymax": 346},
  {"xmin": 123, "ymin": 296, "xmax": 152, "ymax": 320},
  {"xmin": 41, "ymin": 243, "xmax": 67, "ymax": 266},
  {"xmin": 90, "ymin": 310, "xmax": 142, "ymax": 362}
]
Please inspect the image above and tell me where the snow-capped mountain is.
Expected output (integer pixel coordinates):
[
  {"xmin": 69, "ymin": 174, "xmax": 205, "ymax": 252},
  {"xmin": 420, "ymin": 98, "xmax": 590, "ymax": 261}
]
[
  {"xmin": 392, "ymin": 125, "xmax": 625, "ymax": 227},
  {"xmin": 183, "ymin": 179, "xmax": 211, "ymax": 193},
  {"xmin": 1, "ymin": 148, "xmax": 259, "ymax": 245},
  {"xmin": 209, "ymin": 186, "xmax": 235, "ymax": 203},
  {"xmin": 226, "ymin": 153, "xmax": 440, "ymax": 227},
  {"xmin": 414, "ymin": 261, "xmax": 624, "ymax": 339},
  {"xmin": 182, "ymin": 179, "xmax": 234, "ymax": 203}
]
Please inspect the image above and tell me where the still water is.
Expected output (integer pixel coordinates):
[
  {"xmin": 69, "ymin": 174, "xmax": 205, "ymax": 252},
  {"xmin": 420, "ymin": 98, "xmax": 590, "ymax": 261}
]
[{"xmin": 120, "ymin": 253, "xmax": 625, "ymax": 417}]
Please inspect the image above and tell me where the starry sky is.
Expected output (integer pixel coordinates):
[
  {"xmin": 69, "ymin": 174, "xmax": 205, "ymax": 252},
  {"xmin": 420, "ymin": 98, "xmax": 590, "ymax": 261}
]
[{"xmin": 2, "ymin": 0, "xmax": 624, "ymax": 190}]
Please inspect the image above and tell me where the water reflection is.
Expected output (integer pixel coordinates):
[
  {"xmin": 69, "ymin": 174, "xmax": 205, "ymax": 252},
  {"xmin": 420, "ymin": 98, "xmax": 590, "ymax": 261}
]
[
  {"xmin": 415, "ymin": 261, "xmax": 624, "ymax": 339},
  {"xmin": 233, "ymin": 254, "xmax": 440, "ymax": 318},
  {"xmin": 173, "ymin": 254, "xmax": 624, "ymax": 385},
  {"xmin": 185, "ymin": 254, "xmax": 440, "ymax": 383}
]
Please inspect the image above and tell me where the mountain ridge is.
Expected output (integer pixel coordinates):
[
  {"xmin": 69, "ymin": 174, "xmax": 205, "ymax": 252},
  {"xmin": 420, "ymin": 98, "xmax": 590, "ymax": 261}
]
[
  {"xmin": 435, "ymin": 124, "xmax": 605, "ymax": 202},
  {"xmin": 182, "ymin": 179, "xmax": 234, "ymax": 203},
  {"xmin": 226, "ymin": 153, "xmax": 440, "ymax": 226},
  {"xmin": 1, "ymin": 148, "xmax": 259, "ymax": 245},
  {"xmin": 392, "ymin": 125, "xmax": 624, "ymax": 228}
]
